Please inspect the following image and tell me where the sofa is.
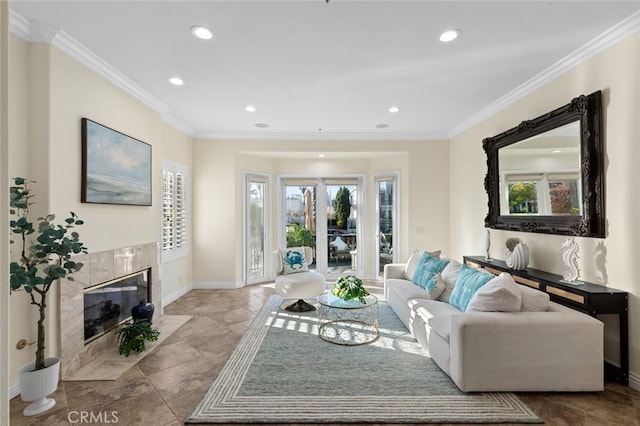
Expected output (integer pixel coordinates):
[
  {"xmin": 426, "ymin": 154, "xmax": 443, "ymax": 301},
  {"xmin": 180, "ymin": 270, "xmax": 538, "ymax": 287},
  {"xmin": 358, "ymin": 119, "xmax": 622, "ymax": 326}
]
[{"xmin": 383, "ymin": 252, "xmax": 604, "ymax": 392}]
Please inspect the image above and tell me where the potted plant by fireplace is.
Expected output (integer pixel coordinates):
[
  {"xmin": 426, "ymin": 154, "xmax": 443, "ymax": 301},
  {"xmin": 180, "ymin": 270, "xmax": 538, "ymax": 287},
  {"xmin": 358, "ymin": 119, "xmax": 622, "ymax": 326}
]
[{"xmin": 9, "ymin": 177, "xmax": 88, "ymax": 416}]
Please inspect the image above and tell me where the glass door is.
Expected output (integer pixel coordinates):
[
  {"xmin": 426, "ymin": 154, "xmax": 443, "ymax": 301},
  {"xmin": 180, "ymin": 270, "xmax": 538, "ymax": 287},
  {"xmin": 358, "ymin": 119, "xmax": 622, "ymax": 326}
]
[
  {"xmin": 244, "ymin": 174, "xmax": 268, "ymax": 284},
  {"xmin": 325, "ymin": 181, "xmax": 358, "ymax": 276},
  {"xmin": 280, "ymin": 177, "xmax": 361, "ymax": 278},
  {"xmin": 375, "ymin": 175, "xmax": 398, "ymax": 276},
  {"xmin": 283, "ymin": 181, "xmax": 317, "ymax": 270}
]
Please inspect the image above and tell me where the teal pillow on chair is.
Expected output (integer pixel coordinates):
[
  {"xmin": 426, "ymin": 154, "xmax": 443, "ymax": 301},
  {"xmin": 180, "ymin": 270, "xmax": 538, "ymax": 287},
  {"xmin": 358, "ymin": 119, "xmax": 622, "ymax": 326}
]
[
  {"xmin": 449, "ymin": 264, "xmax": 495, "ymax": 312},
  {"xmin": 412, "ymin": 253, "xmax": 450, "ymax": 298}
]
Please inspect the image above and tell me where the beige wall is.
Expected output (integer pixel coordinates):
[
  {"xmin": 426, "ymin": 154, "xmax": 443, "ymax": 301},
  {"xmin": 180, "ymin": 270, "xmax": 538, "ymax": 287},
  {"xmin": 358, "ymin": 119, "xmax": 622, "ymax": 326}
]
[
  {"xmin": 193, "ymin": 139, "xmax": 449, "ymax": 284},
  {"xmin": 449, "ymin": 34, "xmax": 640, "ymax": 380},
  {"xmin": 1, "ymin": 1, "xmax": 10, "ymax": 422},
  {"xmin": 8, "ymin": 36, "xmax": 193, "ymax": 389}
]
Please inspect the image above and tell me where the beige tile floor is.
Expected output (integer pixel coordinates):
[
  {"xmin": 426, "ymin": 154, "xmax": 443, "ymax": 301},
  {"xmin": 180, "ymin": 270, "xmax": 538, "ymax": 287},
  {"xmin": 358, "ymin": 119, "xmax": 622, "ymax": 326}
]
[{"xmin": 10, "ymin": 282, "xmax": 640, "ymax": 425}]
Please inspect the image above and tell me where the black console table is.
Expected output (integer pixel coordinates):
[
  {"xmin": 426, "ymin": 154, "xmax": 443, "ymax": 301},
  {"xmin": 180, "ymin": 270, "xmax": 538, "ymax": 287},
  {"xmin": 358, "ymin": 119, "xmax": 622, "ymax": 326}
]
[{"xmin": 463, "ymin": 255, "xmax": 629, "ymax": 385}]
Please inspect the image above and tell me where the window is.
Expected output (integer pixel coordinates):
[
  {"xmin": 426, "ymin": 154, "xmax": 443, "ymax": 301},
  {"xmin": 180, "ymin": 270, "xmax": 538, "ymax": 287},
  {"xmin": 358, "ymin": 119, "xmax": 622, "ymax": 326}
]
[{"xmin": 162, "ymin": 160, "xmax": 189, "ymax": 262}]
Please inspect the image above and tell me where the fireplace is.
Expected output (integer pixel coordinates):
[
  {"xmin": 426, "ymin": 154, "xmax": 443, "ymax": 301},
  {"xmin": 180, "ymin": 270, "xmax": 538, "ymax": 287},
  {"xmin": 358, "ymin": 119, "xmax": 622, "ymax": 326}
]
[
  {"xmin": 83, "ymin": 269, "xmax": 150, "ymax": 343},
  {"xmin": 59, "ymin": 242, "xmax": 162, "ymax": 380}
]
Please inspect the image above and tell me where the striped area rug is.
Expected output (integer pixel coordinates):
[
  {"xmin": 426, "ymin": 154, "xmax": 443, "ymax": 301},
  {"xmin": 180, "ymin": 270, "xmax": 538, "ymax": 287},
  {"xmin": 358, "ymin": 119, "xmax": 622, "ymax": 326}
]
[{"xmin": 187, "ymin": 295, "xmax": 542, "ymax": 424}]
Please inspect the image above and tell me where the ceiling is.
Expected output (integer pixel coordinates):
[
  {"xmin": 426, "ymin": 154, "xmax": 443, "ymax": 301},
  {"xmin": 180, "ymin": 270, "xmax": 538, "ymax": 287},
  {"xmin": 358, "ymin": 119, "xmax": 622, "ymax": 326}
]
[{"xmin": 8, "ymin": 1, "xmax": 640, "ymax": 140}]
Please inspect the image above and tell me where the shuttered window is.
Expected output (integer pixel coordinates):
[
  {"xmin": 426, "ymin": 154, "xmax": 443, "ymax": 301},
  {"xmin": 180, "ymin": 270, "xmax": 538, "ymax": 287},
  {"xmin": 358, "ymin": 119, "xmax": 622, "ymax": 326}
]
[{"xmin": 162, "ymin": 161, "xmax": 189, "ymax": 261}]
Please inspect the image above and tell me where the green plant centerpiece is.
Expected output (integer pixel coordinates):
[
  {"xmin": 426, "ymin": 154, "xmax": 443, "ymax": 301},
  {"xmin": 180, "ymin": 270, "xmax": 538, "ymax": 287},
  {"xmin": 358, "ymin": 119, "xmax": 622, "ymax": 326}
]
[
  {"xmin": 116, "ymin": 319, "xmax": 160, "ymax": 357},
  {"xmin": 332, "ymin": 275, "xmax": 368, "ymax": 304},
  {"xmin": 9, "ymin": 177, "xmax": 88, "ymax": 371}
]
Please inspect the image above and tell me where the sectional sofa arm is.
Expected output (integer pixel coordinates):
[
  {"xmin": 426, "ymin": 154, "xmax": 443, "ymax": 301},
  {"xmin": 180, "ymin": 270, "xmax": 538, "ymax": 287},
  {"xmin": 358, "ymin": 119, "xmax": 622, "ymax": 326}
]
[
  {"xmin": 448, "ymin": 310, "xmax": 604, "ymax": 392},
  {"xmin": 383, "ymin": 263, "xmax": 406, "ymax": 281}
]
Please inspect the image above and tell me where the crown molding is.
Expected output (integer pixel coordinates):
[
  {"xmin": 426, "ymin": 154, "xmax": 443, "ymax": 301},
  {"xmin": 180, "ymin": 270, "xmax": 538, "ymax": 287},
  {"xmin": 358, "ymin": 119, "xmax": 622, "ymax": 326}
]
[
  {"xmin": 193, "ymin": 131, "xmax": 447, "ymax": 141},
  {"xmin": 9, "ymin": 11, "xmax": 195, "ymax": 137},
  {"xmin": 447, "ymin": 10, "xmax": 640, "ymax": 139}
]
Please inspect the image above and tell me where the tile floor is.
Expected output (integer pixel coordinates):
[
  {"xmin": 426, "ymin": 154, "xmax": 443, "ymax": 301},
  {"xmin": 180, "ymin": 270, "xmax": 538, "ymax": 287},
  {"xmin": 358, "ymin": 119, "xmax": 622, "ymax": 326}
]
[{"xmin": 9, "ymin": 282, "xmax": 640, "ymax": 425}]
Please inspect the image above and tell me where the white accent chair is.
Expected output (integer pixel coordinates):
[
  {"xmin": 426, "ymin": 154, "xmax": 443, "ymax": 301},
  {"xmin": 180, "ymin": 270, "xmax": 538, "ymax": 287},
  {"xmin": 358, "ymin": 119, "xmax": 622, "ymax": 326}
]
[{"xmin": 273, "ymin": 246, "xmax": 326, "ymax": 312}]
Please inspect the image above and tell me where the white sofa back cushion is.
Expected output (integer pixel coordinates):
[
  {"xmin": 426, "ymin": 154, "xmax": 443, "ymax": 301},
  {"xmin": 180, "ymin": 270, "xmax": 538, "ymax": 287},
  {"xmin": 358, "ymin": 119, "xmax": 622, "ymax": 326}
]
[
  {"xmin": 466, "ymin": 272, "xmax": 522, "ymax": 312},
  {"xmin": 520, "ymin": 284, "xmax": 550, "ymax": 311},
  {"xmin": 438, "ymin": 259, "xmax": 462, "ymax": 303}
]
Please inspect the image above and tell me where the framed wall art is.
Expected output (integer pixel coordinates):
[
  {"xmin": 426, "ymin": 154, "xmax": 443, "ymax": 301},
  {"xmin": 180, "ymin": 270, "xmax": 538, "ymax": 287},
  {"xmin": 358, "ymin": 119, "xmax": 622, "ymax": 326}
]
[{"xmin": 81, "ymin": 118, "xmax": 152, "ymax": 206}]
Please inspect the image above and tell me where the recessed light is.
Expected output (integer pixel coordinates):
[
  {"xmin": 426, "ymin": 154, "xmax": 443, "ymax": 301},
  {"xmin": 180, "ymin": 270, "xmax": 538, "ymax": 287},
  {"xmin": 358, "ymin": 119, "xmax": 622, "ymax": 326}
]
[
  {"xmin": 552, "ymin": 149, "xmax": 563, "ymax": 154},
  {"xmin": 191, "ymin": 26, "xmax": 213, "ymax": 40},
  {"xmin": 439, "ymin": 29, "xmax": 460, "ymax": 43},
  {"xmin": 168, "ymin": 77, "xmax": 184, "ymax": 86},
  {"xmin": 255, "ymin": 123, "xmax": 269, "ymax": 128},
  {"xmin": 376, "ymin": 123, "xmax": 390, "ymax": 129},
  {"xmin": 318, "ymin": 154, "xmax": 326, "ymax": 158},
  {"xmin": 388, "ymin": 106, "xmax": 400, "ymax": 113},
  {"xmin": 245, "ymin": 105, "xmax": 256, "ymax": 112}
]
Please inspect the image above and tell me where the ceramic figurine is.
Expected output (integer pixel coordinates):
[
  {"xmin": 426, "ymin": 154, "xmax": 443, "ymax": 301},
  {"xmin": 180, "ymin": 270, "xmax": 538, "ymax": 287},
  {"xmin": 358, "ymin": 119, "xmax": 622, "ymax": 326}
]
[
  {"xmin": 504, "ymin": 238, "xmax": 529, "ymax": 270},
  {"xmin": 485, "ymin": 229, "xmax": 492, "ymax": 261},
  {"xmin": 560, "ymin": 238, "xmax": 581, "ymax": 282}
]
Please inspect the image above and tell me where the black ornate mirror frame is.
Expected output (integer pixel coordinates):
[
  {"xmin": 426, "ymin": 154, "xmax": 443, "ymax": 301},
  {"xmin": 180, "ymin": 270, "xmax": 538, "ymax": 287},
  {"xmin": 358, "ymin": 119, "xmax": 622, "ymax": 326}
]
[{"xmin": 483, "ymin": 90, "xmax": 605, "ymax": 237}]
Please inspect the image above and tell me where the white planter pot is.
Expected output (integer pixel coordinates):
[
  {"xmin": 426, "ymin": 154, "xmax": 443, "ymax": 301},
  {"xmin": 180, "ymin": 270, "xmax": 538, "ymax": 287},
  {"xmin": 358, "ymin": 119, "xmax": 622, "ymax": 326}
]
[{"xmin": 18, "ymin": 356, "xmax": 60, "ymax": 416}]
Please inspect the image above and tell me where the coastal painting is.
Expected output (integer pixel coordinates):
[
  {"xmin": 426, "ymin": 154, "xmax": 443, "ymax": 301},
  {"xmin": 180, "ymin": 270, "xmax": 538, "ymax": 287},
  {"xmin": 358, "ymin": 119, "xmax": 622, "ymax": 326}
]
[{"xmin": 82, "ymin": 118, "xmax": 152, "ymax": 206}]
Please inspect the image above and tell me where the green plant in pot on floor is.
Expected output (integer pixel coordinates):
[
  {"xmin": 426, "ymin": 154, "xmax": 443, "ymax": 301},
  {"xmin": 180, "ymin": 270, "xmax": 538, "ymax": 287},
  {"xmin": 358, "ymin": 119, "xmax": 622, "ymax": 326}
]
[
  {"xmin": 332, "ymin": 275, "xmax": 369, "ymax": 303},
  {"xmin": 116, "ymin": 318, "xmax": 160, "ymax": 357},
  {"xmin": 9, "ymin": 177, "xmax": 88, "ymax": 416}
]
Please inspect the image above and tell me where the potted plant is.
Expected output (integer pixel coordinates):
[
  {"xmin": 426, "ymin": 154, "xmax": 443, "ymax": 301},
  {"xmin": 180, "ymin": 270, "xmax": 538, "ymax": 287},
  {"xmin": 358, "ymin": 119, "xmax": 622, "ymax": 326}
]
[
  {"xmin": 332, "ymin": 275, "xmax": 369, "ymax": 304},
  {"xmin": 9, "ymin": 177, "xmax": 87, "ymax": 416},
  {"xmin": 116, "ymin": 319, "xmax": 160, "ymax": 357}
]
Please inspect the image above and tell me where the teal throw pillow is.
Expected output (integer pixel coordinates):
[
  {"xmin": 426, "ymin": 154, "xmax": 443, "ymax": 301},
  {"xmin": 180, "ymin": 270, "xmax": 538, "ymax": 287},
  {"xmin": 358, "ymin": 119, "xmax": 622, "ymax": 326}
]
[
  {"xmin": 412, "ymin": 253, "xmax": 450, "ymax": 295},
  {"xmin": 449, "ymin": 264, "xmax": 495, "ymax": 312}
]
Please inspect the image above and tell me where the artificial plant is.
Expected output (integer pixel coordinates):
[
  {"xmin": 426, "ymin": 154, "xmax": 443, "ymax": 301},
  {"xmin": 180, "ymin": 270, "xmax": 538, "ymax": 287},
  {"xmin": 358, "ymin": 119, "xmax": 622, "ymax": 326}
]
[
  {"xmin": 116, "ymin": 319, "xmax": 160, "ymax": 357},
  {"xmin": 9, "ymin": 177, "xmax": 88, "ymax": 371}
]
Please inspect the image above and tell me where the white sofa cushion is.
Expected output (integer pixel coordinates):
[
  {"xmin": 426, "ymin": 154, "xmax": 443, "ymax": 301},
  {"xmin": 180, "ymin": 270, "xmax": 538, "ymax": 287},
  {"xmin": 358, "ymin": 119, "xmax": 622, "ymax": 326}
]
[
  {"xmin": 438, "ymin": 259, "xmax": 462, "ymax": 303},
  {"xmin": 520, "ymin": 284, "xmax": 550, "ymax": 312},
  {"xmin": 466, "ymin": 272, "xmax": 523, "ymax": 312},
  {"xmin": 412, "ymin": 299, "xmax": 462, "ymax": 343},
  {"xmin": 386, "ymin": 278, "xmax": 431, "ymax": 301}
]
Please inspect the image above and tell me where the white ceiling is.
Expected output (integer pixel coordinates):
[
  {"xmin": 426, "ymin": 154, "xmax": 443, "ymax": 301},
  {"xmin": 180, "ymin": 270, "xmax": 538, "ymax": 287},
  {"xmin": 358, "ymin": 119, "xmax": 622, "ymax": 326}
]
[{"xmin": 9, "ymin": 1, "xmax": 640, "ymax": 140}]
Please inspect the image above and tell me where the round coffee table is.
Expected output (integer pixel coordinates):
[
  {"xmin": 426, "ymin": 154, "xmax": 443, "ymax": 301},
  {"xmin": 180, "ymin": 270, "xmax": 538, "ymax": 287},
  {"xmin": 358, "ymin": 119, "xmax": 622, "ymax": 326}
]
[{"xmin": 316, "ymin": 293, "xmax": 379, "ymax": 345}]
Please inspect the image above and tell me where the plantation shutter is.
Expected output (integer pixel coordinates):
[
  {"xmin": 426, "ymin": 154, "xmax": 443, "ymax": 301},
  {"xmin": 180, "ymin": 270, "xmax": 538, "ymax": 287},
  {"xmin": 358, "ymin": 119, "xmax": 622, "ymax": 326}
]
[
  {"xmin": 162, "ymin": 170, "xmax": 175, "ymax": 251},
  {"xmin": 175, "ymin": 172, "xmax": 187, "ymax": 248}
]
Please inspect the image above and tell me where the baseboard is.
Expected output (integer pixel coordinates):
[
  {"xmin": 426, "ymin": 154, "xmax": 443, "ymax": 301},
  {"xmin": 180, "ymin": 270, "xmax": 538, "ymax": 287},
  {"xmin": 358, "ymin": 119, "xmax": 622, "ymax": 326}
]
[
  {"xmin": 193, "ymin": 281, "xmax": 243, "ymax": 290},
  {"xmin": 9, "ymin": 380, "xmax": 20, "ymax": 400},
  {"xmin": 629, "ymin": 371, "xmax": 640, "ymax": 392},
  {"xmin": 162, "ymin": 285, "xmax": 193, "ymax": 307}
]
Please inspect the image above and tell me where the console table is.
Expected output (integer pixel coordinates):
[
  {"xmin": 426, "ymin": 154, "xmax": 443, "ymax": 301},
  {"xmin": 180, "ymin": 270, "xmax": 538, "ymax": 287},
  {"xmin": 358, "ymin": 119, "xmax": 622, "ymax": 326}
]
[{"xmin": 463, "ymin": 255, "xmax": 629, "ymax": 385}]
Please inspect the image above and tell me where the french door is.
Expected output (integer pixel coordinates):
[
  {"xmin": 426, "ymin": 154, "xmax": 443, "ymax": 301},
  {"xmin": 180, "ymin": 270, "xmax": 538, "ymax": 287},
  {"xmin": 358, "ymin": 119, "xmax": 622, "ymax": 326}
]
[
  {"xmin": 281, "ymin": 177, "xmax": 362, "ymax": 279},
  {"xmin": 244, "ymin": 173, "xmax": 269, "ymax": 285},
  {"xmin": 375, "ymin": 174, "xmax": 398, "ymax": 277}
]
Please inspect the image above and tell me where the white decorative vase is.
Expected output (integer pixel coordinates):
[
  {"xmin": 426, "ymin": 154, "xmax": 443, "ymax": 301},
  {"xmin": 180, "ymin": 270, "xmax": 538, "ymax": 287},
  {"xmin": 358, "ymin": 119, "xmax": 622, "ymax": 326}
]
[
  {"xmin": 19, "ymin": 357, "xmax": 60, "ymax": 416},
  {"xmin": 504, "ymin": 238, "xmax": 529, "ymax": 270}
]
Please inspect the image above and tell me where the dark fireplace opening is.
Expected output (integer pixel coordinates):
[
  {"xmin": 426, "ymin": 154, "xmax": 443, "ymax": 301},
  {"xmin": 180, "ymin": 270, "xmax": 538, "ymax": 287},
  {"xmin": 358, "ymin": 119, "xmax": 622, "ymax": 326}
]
[{"xmin": 83, "ymin": 269, "xmax": 150, "ymax": 343}]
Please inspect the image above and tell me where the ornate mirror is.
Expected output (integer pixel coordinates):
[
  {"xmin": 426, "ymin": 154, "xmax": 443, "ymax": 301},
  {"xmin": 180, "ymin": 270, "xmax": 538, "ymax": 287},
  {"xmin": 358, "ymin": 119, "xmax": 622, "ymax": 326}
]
[{"xmin": 483, "ymin": 90, "xmax": 604, "ymax": 237}]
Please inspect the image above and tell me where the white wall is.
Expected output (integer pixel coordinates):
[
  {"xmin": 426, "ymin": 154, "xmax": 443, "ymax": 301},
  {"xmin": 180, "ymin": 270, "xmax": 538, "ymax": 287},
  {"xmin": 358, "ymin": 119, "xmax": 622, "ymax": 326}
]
[
  {"xmin": 449, "ymin": 33, "xmax": 640, "ymax": 384},
  {"xmin": 7, "ymin": 36, "xmax": 193, "ymax": 391},
  {"xmin": 193, "ymin": 139, "xmax": 449, "ymax": 285}
]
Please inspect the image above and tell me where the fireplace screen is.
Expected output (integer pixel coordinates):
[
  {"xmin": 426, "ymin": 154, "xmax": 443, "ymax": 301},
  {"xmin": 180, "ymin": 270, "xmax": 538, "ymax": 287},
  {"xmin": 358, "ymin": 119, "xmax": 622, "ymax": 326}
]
[{"xmin": 84, "ymin": 270, "xmax": 150, "ymax": 343}]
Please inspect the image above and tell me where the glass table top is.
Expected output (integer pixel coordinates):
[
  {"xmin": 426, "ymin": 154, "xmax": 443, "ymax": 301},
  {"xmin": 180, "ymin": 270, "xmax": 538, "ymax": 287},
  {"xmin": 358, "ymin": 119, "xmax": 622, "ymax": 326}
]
[{"xmin": 317, "ymin": 292, "xmax": 378, "ymax": 309}]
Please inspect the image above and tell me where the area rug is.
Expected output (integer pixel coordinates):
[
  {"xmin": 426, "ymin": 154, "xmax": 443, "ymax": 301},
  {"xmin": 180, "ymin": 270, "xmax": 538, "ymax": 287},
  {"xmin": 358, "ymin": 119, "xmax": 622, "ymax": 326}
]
[{"xmin": 187, "ymin": 295, "xmax": 542, "ymax": 424}]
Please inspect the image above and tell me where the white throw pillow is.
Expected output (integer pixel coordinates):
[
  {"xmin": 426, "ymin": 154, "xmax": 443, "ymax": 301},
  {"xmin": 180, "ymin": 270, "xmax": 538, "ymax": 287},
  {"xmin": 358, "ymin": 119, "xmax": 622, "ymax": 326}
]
[
  {"xmin": 279, "ymin": 247, "xmax": 309, "ymax": 275},
  {"xmin": 438, "ymin": 259, "xmax": 462, "ymax": 303},
  {"xmin": 466, "ymin": 272, "xmax": 522, "ymax": 312},
  {"xmin": 520, "ymin": 284, "xmax": 550, "ymax": 312},
  {"xmin": 403, "ymin": 249, "xmax": 442, "ymax": 280}
]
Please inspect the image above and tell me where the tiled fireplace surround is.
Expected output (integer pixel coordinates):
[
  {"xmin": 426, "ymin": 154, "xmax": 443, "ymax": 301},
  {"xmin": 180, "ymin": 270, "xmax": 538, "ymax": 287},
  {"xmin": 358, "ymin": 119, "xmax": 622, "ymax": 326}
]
[{"xmin": 59, "ymin": 242, "xmax": 162, "ymax": 380}]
